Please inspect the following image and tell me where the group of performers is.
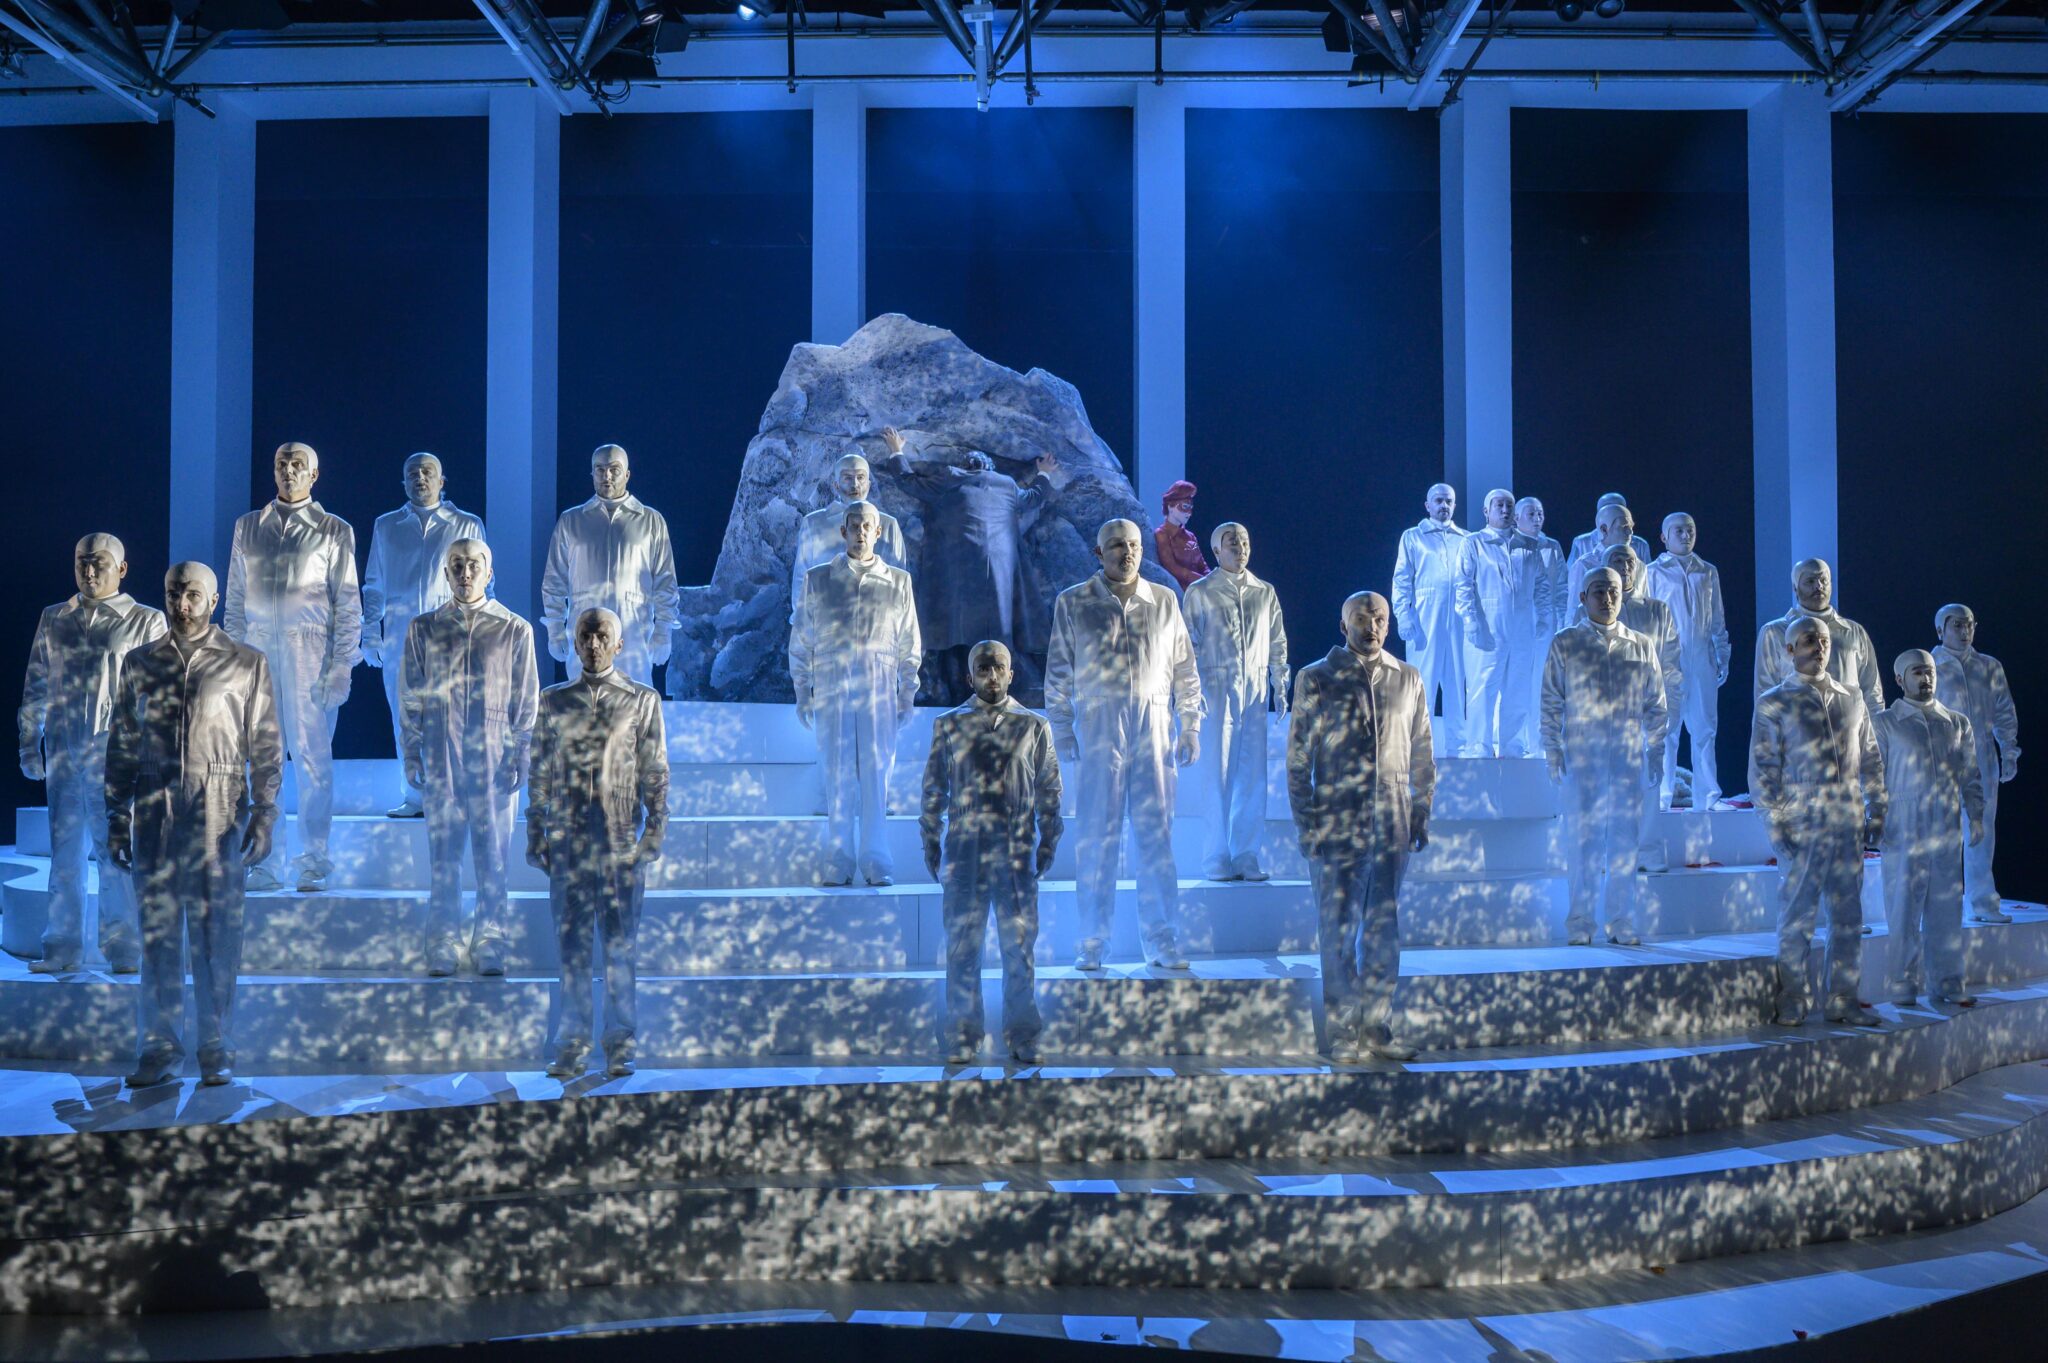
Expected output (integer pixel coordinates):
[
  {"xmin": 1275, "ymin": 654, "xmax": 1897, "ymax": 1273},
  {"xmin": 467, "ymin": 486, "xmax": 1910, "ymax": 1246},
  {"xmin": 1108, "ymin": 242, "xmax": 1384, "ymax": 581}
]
[{"xmin": 13, "ymin": 438, "xmax": 2023, "ymax": 1082}]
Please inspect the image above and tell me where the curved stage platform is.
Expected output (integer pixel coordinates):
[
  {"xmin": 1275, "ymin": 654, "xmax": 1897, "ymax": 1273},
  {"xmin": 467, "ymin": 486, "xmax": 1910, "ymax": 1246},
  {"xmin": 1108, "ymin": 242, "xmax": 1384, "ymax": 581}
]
[{"xmin": 2, "ymin": 701, "xmax": 2045, "ymax": 1360}]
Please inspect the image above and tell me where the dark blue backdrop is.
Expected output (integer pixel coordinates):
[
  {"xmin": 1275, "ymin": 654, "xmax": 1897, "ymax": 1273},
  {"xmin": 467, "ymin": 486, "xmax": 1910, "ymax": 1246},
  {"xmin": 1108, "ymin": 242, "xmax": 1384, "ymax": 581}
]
[
  {"xmin": 1185, "ymin": 107, "xmax": 1444, "ymax": 666},
  {"xmin": 867, "ymin": 107, "xmax": 1136, "ymax": 471},
  {"xmin": 253, "ymin": 116, "xmax": 491, "ymax": 762},
  {"xmin": 1513, "ymin": 108, "xmax": 1756, "ymax": 791},
  {"xmin": 1836, "ymin": 112, "xmax": 2048, "ymax": 898},
  {"xmin": 0, "ymin": 124, "xmax": 174, "ymax": 845}
]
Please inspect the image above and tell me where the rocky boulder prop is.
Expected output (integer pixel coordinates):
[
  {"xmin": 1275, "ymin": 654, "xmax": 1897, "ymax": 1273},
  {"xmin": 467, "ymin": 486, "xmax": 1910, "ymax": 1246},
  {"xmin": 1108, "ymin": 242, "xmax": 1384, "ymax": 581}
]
[{"xmin": 669, "ymin": 314, "xmax": 1171, "ymax": 702}]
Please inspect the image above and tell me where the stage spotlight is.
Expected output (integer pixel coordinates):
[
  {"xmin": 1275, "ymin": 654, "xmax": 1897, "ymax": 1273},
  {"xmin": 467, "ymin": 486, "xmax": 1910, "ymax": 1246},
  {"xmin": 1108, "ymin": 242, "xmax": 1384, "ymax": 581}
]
[
  {"xmin": 1595, "ymin": 0, "xmax": 1625, "ymax": 15},
  {"xmin": 1552, "ymin": 0, "xmax": 1583, "ymax": 19},
  {"xmin": 737, "ymin": 2, "xmax": 760, "ymax": 16},
  {"xmin": 630, "ymin": 0, "xmax": 663, "ymax": 24}
]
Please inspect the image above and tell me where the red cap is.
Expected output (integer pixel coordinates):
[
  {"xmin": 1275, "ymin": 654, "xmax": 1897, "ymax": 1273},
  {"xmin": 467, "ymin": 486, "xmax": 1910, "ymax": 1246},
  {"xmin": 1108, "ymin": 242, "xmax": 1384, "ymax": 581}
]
[{"xmin": 1161, "ymin": 479, "xmax": 1197, "ymax": 511}]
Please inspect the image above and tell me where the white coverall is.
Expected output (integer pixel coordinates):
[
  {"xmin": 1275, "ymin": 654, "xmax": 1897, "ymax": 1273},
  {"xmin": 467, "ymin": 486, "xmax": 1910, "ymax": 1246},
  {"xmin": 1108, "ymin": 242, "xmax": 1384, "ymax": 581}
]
[
  {"xmin": 1566, "ymin": 530, "xmax": 1652, "ymax": 578},
  {"xmin": 401, "ymin": 599, "xmax": 539, "ymax": 958},
  {"xmin": 1645, "ymin": 552, "xmax": 1731, "ymax": 807},
  {"xmin": 1541, "ymin": 621, "xmax": 1670, "ymax": 942},
  {"xmin": 1872, "ymin": 698, "xmax": 1983, "ymax": 999},
  {"xmin": 1391, "ymin": 518, "xmax": 1473, "ymax": 758},
  {"xmin": 790, "ymin": 501, "xmax": 907, "ymax": 600},
  {"xmin": 1749, "ymin": 672, "xmax": 1885, "ymax": 1019},
  {"xmin": 789, "ymin": 554, "xmax": 923, "ymax": 882},
  {"xmin": 362, "ymin": 499, "xmax": 487, "ymax": 806},
  {"xmin": 1045, "ymin": 573, "xmax": 1205, "ymax": 959},
  {"xmin": 18, "ymin": 592, "xmax": 166, "ymax": 968},
  {"xmin": 1287, "ymin": 647, "xmax": 1435, "ymax": 1049},
  {"xmin": 1620, "ymin": 585, "xmax": 1683, "ymax": 846},
  {"xmin": 920, "ymin": 696, "xmax": 1064, "ymax": 1051},
  {"xmin": 104, "ymin": 628, "xmax": 284, "ymax": 1073},
  {"xmin": 1524, "ymin": 533, "xmax": 1570, "ymax": 756},
  {"xmin": 1755, "ymin": 606, "xmax": 1885, "ymax": 716},
  {"xmin": 1456, "ymin": 528, "xmax": 1550, "ymax": 758},
  {"xmin": 1181, "ymin": 567, "xmax": 1289, "ymax": 878},
  {"xmin": 528, "ymin": 670, "xmax": 668, "ymax": 1059},
  {"xmin": 541, "ymin": 495, "xmax": 682, "ymax": 689},
  {"xmin": 1933, "ymin": 643, "xmax": 2019, "ymax": 917},
  {"xmin": 224, "ymin": 499, "xmax": 362, "ymax": 881}
]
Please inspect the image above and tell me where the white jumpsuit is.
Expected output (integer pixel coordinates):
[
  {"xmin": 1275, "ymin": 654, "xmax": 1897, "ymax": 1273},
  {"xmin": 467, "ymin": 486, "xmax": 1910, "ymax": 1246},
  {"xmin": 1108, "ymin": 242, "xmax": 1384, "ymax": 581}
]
[
  {"xmin": 1565, "ymin": 530, "xmax": 1652, "ymax": 579},
  {"xmin": 105, "ymin": 628, "xmax": 284, "ymax": 1073},
  {"xmin": 1045, "ymin": 573, "xmax": 1205, "ymax": 959},
  {"xmin": 790, "ymin": 500, "xmax": 907, "ymax": 601},
  {"xmin": 362, "ymin": 499, "xmax": 487, "ymax": 807},
  {"xmin": 1524, "ymin": 533, "xmax": 1570, "ymax": 756},
  {"xmin": 18, "ymin": 593, "xmax": 166, "ymax": 968},
  {"xmin": 1872, "ymin": 698, "xmax": 1982, "ymax": 1000},
  {"xmin": 789, "ymin": 554, "xmax": 923, "ymax": 882},
  {"xmin": 401, "ymin": 599, "xmax": 539, "ymax": 958},
  {"xmin": 224, "ymin": 498, "xmax": 362, "ymax": 881},
  {"xmin": 1391, "ymin": 518, "xmax": 1472, "ymax": 758},
  {"xmin": 1541, "ymin": 620, "xmax": 1669, "ymax": 942},
  {"xmin": 1645, "ymin": 552, "xmax": 1731, "ymax": 807},
  {"xmin": 1455, "ymin": 528, "xmax": 1550, "ymax": 758},
  {"xmin": 1749, "ymin": 672, "xmax": 1885, "ymax": 1019},
  {"xmin": 1755, "ymin": 606, "xmax": 1885, "ymax": 717},
  {"xmin": 1181, "ymin": 567, "xmax": 1289, "ymax": 878},
  {"xmin": 1620, "ymin": 587, "xmax": 1683, "ymax": 841},
  {"xmin": 541, "ymin": 494, "xmax": 682, "ymax": 689},
  {"xmin": 1933, "ymin": 643, "xmax": 2019, "ymax": 917}
]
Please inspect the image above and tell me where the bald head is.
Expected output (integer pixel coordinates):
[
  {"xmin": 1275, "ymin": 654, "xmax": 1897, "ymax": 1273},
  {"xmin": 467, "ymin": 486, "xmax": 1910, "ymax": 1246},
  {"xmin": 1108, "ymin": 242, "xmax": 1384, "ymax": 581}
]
[
  {"xmin": 445, "ymin": 537, "xmax": 493, "ymax": 604},
  {"xmin": 1581, "ymin": 567, "xmax": 1622, "ymax": 625},
  {"xmin": 1936, "ymin": 602, "xmax": 1976, "ymax": 653},
  {"xmin": 1341, "ymin": 591, "xmax": 1391, "ymax": 659},
  {"xmin": 1515, "ymin": 496, "xmax": 1546, "ymax": 538},
  {"xmin": 1483, "ymin": 488, "xmax": 1514, "ymax": 530},
  {"xmin": 1095, "ymin": 518, "xmax": 1144, "ymax": 587},
  {"xmin": 1792, "ymin": 558, "xmax": 1832, "ymax": 612},
  {"xmin": 833, "ymin": 453, "xmax": 873, "ymax": 501},
  {"xmin": 1603, "ymin": 543, "xmax": 1641, "ymax": 593},
  {"xmin": 839, "ymin": 499, "xmax": 882, "ymax": 561},
  {"xmin": 1425, "ymin": 483, "xmax": 1456, "ymax": 524},
  {"xmin": 574, "ymin": 606, "xmax": 625, "ymax": 677},
  {"xmin": 404, "ymin": 452, "xmax": 446, "ymax": 508},
  {"xmin": 1596, "ymin": 503, "xmax": 1635, "ymax": 545},
  {"xmin": 1211, "ymin": 520, "xmax": 1251, "ymax": 573},
  {"xmin": 969, "ymin": 639, "xmax": 1014, "ymax": 704},
  {"xmin": 1895, "ymin": 647, "xmax": 1938, "ymax": 703},
  {"xmin": 591, "ymin": 444, "xmax": 631, "ymax": 500},
  {"xmin": 273, "ymin": 441, "xmax": 318, "ymax": 504},
  {"xmin": 164, "ymin": 561, "xmax": 219, "ymax": 638},
  {"xmin": 71, "ymin": 533, "xmax": 125, "ymax": 602}
]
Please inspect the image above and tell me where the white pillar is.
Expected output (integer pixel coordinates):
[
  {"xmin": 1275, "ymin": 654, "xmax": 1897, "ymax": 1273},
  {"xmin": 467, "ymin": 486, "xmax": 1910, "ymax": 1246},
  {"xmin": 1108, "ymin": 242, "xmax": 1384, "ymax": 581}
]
[
  {"xmin": 486, "ymin": 89, "xmax": 560, "ymax": 622},
  {"xmin": 1132, "ymin": 84, "xmax": 1187, "ymax": 499},
  {"xmin": 169, "ymin": 100, "xmax": 254, "ymax": 571},
  {"xmin": 812, "ymin": 83, "xmax": 866, "ymax": 346},
  {"xmin": 1748, "ymin": 84, "xmax": 1838, "ymax": 620},
  {"xmin": 1441, "ymin": 84, "xmax": 1512, "ymax": 517}
]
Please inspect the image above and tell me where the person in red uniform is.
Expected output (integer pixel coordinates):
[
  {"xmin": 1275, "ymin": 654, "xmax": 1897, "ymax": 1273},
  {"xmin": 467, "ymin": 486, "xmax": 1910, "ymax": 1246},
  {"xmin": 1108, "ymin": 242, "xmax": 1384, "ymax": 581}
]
[{"xmin": 1154, "ymin": 480, "xmax": 1211, "ymax": 590}]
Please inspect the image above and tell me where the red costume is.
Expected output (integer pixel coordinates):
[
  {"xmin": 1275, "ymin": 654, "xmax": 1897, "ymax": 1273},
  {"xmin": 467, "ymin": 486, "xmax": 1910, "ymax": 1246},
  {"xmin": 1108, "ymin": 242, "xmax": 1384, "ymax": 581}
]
[{"xmin": 1153, "ymin": 479, "xmax": 1210, "ymax": 590}]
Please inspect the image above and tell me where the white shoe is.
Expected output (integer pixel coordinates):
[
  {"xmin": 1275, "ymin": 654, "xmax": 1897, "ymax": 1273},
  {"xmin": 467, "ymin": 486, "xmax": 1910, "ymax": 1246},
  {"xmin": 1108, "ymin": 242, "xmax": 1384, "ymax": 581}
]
[
  {"xmin": 385, "ymin": 798, "xmax": 424, "ymax": 819},
  {"xmin": 1975, "ymin": 905, "xmax": 2014, "ymax": 925},
  {"xmin": 1147, "ymin": 943, "xmax": 1190, "ymax": 971},
  {"xmin": 245, "ymin": 866, "xmax": 285, "ymax": 893},
  {"xmin": 1074, "ymin": 942, "xmax": 1105, "ymax": 972}
]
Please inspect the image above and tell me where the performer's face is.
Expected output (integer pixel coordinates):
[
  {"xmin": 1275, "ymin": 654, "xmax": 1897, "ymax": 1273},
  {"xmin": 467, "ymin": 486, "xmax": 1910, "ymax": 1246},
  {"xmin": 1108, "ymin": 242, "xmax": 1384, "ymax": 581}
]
[
  {"xmin": 841, "ymin": 509, "xmax": 880, "ymax": 561},
  {"xmin": 1342, "ymin": 594, "xmax": 1388, "ymax": 658},
  {"xmin": 835, "ymin": 460, "xmax": 870, "ymax": 501},
  {"xmin": 74, "ymin": 543, "xmax": 125, "ymax": 601},
  {"xmin": 1095, "ymin": 526, "xmax": 1143, "ymax": 584},
  {"xmin": 1788, "ymin": 620, "xmax": 1830, "ymax": 677},
  {"xmin": 576, "ymin": 611, "xmax": 623, "ymax": 674},
  {"xmin": 592, "ymin": 449, "xmax": 631, "ymax": 500},
  {"xmin": 164, "ymin": 568, "xmax": 218, "ymax": 638},
  {"xmin": 1165, "ymin": 500, "xmax": 1193, "ymax": 528},
  {"xmin": 1515, "ymin": 499, "xmax": 1545, "ymax": 537},
  {"xmin": 1795, "ymin": 561, "xmax": 1832, "ymax": 612},
  {"xmin": 1215, "ymin": 525, "xmax": 1249, "ymax": 573},
  {"xmin": 970, "ymin": 645, "xmax": 1012, "ymax": 705},
  {"xmin": 1941, "ymin": 611, "xmax": 1975, "ymax": 652},
  {"xmin": 445, "ymin": 543, "xmax": 492, "ymax": 604},
  {"xmin": 1898, "ymin": 656, "xmax": 1937, "ymax": 703},
  {"xmin": 1663, "ymin": 515, "xmax": 1696, "ymax": 556}
]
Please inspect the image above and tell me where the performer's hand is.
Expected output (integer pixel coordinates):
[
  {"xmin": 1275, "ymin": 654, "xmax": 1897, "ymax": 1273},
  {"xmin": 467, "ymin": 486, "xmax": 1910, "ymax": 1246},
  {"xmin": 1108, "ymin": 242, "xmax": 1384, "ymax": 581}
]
[
  {"xmin": 1547, "ymin": 755, "xmax": 1566, "ymax": 786},
  {"xmin": 630, "ymin": 838, "xmax": 663, "ymax": 867},
  {"xmin": 503, "ymin": 755, "xmax": 528, "ymax": 793},
  {"xmin": 317, "ymin": 667, "xmax": 352, "ymax": 711},
  {"xmin": 1175, "ymin": 729, "xmax": 1200, "ymax": 767},
  {"xmin": 108, "ymin": 821, "xmax": 132, "ymax": 871},
  {"xmin": 241, "ymin": 818, "xmax": 273, "ymax": 867},
  {"xmin": 1034, "ymin": 452, "xmax": 1059, "ymax": 479},
  {"xmin": 1862, "ymin": 816, "xmax": 1884, "ymax": 850},
  {"xmin": 19, "ymin": 747, "xmax": 43, "ymax": 782},
  {"xmin": 405, "ymin": 759, "xmax": 425, "ymax": 791},
  {"xmin": 797, "ymin": 702, "xmax": 813, "ymax": 731},
  {"xmin": 1035, "ymin": 843, "xmax": 1056, "ymax": 876},
  {"xmin": 1411, "ymin": 821, "xmax": 1430, "ymax": 853},
  {"xmin": 1272, "ymin": 687, "xmax": 1290, "ymax": 718},
  {"xmin": 923, "ymin": 842, "xmax": 942, "ymax": 879},
  {"xmin": 2000, "ymin": 753, "xmax": 2019, "ymax": 784},
  {"xmin": 881, "ymin": 426, "xmax": 906, "ymax": 455},
  {"xmin": 652, "ymin": 635, "xmax": 672, "ymax": 667},
  {"xmin": 896, "ymin": 691, "xmax": 916, "ymax": 731},
  {"xmin": 526, "ymin": 837, "xmax": 550, "ymax": 874},
  {"xmin": 1968, "ymin": 819, "xmax": 1986, "ymax": 848}
]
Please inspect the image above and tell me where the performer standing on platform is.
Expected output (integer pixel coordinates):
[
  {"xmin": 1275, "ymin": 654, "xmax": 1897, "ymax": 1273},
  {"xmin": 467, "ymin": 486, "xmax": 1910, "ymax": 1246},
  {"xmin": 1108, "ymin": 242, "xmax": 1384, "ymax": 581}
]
[
  {"xmin": 18, "ymin": 534, "xmax": 166, "ymax": 974},
  {"xmin": 1457, "ymin": 489, "xmax": 1548, "ymax": 758},
  {"xmin": 789, "ymin": 501, "xmax": 922, "ymax": 887},
  {"xmin": 1754, "ymin": 558, "xmax": 1884, "ymax": 717},
  {"xmin": 1046, "ymin": 519, "xmax": 1204, "ymax": 972},
  {"xmin": 1542, "ymin": 568, "xmax": 1668, "ymax": 947},
  {"xmin": 225, "ymin": 441, "xmax": 361, "ymax": 895},
  {"xmin": 527, "ymin": 607, "xmax": 668, "ymax": 1081},
  {"xmin": 1182, "ymin": 521, "xmax": 1289, "ymax": 882},
  {"xmin": 921, "ymin": 640, "xmax": 1064, "ymax": 1065},
  {"xmin": 1516, "ymin": 496, "xmax": 1568, "ymax": 757},
  {"xmin": 1153, "ymin": 481, "xmax": 1211, "ymax": 590},
  {"xmin": 1607, "ymin": 544, "xmax": 1683, "ymax": 870},
  {"xmin": 1932, "ymin": 603, "xmax": 2020, "ymax": 924},
  {"xmin": 1288, "ymin": 591, "xmax": 1434, "ymax": 1064},
  {"xmin": 362, "ymin": 452, "xmax": 487, "ymax": 819},
  {"xmin": 1566, "ymin": 492, "xmax": 1652, "ymax": 570},
  {"xmin": 401, "ymin": 540, "xmax": 538, "ymax": 979},
  {"xmin": 107, "ymin": 562, "xmax": 283, "ymax": 1089},
  {"xmin": 790, "ymin": 451, "xmax": 907, "ymax": 600},
  {"xmin": 543, "ymin": 443, "xmax": 681, "ymax": 689},
  {"xmin": 1391, "ymin": 484, "xmax": 1471, "ymax": 758},
  {"xmin": 1873, "ymin": 649, "xmax": 1983, "ymax": 1007},
  {"xmin": 1645, "ymin": 513, "xmax": 1731, "ymax": 810},
  {"xmin": 1749, "ymin": 615, "xmax": 1886, "ymax": 1027}
]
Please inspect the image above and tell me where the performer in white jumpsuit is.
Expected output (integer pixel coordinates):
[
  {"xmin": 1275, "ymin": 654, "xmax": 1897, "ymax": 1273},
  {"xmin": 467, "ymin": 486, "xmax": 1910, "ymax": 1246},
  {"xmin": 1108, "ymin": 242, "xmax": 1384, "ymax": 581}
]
[
  {"xmin": 1754, "ymin": 558, "xmax": 1884, "ymax": 717},
  {"xmin": 921, "ymin": 641, "xmax": 1064, "ymax": 1064},
  {"xmin": 1456, "ymin": 489, "xmax": 1549, "ymax": 758},
  {"xmin": 1607, "ymin": 546, "xmax": 1684, "ymax": 867},
  {"xmin": 1566, "ymin": 492, "xmax": 1652, "ymax": 569},
  {"xmin": 362, "ymin": 453, "xmax": 487, "ymax": 818},
  {"xmin": 1932, "ymin": 604, "xmax": 2020, "ymax": 924},
  {"xmin": 1873, "ymin": 649, "xmax": 1984, "ymax": 1007},
  {"xmin": 1567, "ymin": 503, "xmax": 1647, "ymax": 620},
  {"xmin": 1749, "ymin": 616, "xmax": 1886, "ymax": 1026},
  {"xmin": 401, "ymin": 540, "xmax": 539, "ymax": 978},
  {"xmin": 18, "ymin": 534, "xmax": 165, "ymax": 973},
  {"xmin": 789, "ymin": 452, "xmax": 907, "ymax": 600},
  {"xmin": 527, "ymin": 608, "xmax": 668, "ymax": 1081},
  {"xmin": 1181, "ymin": 521, "xmax": 1289, "ymax": 881},
  {"xmin": 1288, "ymin": 591, "xmax": 1434, "ymax": 1064},
  {"xmin": 107, "ymin": 563, "xmax": 283, "ymax": 1089},
  {"xmin": 1046, "ymin": 519, "xmax": 1204, "ymax": 972},
  {"xmin": 1645, "ymin": 513, "xmax": 1731, "ymax": 809},
  {"xmin": 1390, "ymin": 484, "xmax": 1471, "ymax": 758},
  {"xmin": 789, "ymin": 501, "xmax": 923, "ymax": 887},
  {"xmin": 224, "ymin": 441, "xmax": 362, "ymax": 894},
  {"xmin": 1542, "ymin": 569, "xmax": 1669, "ymax": 947},
  {"xmin": 1516, "ymin": 497, "xmax": 1568, "ymax": 757},
  {"xmin": 542, "ymin": 444, "xmax": 681, "ymax": 689}
]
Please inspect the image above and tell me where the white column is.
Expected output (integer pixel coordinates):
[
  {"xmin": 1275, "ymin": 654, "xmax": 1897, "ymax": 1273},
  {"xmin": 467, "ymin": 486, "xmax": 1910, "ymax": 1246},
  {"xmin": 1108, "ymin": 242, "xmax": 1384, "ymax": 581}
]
[
  {"xmin": 1748, "ymin": 84, "xmax": 1838, "ymax": 620},
  {"xmin": 812, "ymin": 83, "xmax": 866, "ymax": 346},
  {"xmin": 1440, "ymin": 84, "xmax": 1512, "ymax": 516},
  {"xmin": 1132, "ymin": 84, "xmax": 1187, "ymax": 498},
  {"xmin": 486, "ymin": 89, "xmax": 561, "ymax": 622},
  {"xmin": 169, "ymin": 99, "xmax": 254, "ymax": 571}
]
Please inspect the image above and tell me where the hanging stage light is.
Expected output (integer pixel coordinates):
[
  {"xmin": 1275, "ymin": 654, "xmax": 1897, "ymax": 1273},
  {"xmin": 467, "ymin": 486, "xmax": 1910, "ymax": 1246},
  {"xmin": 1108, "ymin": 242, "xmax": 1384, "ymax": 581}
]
[
  {"xmin": 1552, "ymin": 0, "xmax": 1584, "ymax": 19},
  {"xmin": 1595, "ymin": 0, "xmax": 1626, "ymax": 15},
  {"xmin": 630, "ymin": 0, "xmax": 663, "ymax": 24}
]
